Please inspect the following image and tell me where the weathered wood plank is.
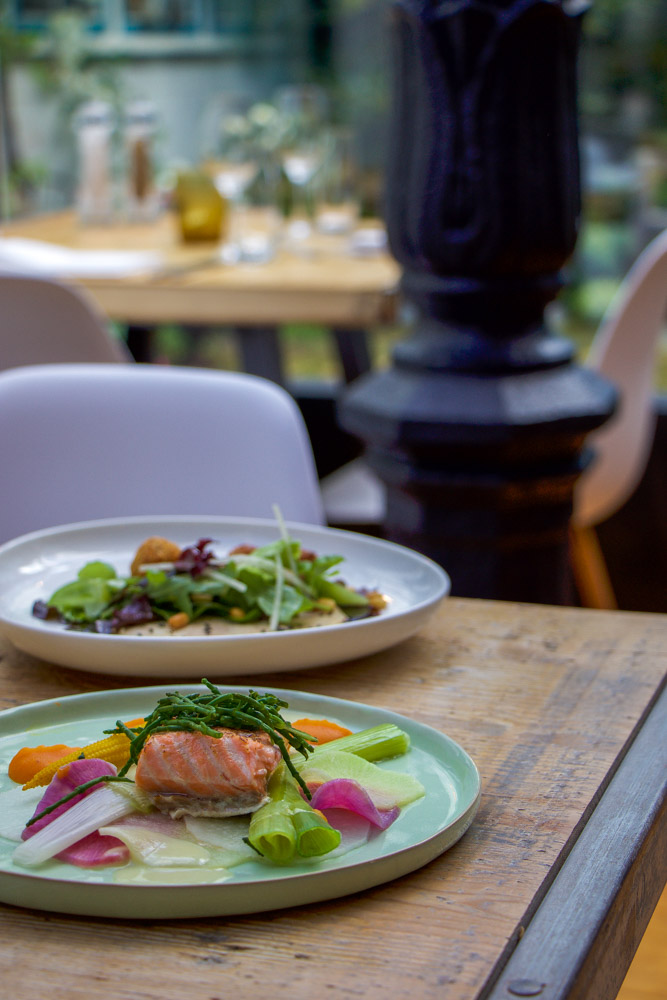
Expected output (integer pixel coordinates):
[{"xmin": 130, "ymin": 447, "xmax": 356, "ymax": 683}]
[
  {"xmin": 0, "ymin": 598, "xmax": 665, "ymax": 1000},
  {"xmin": 485, "ymin": 683, "xmax": 667, "ymax": 1000}
]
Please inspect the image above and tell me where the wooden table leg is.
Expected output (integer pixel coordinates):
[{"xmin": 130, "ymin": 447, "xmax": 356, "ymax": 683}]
[
  {"xmin": 569, "ymin": 523, "xmax": 618, "ymax": 610},
  {"xmin": 125, "ymin": 325, "xmax": 153, "ymax": 363},
  {"xmin": 332, "ymin": 328, "xmax": 373, "ymax": 383},
  {"xmin": 235, "ymin": 326, "xmax": 286, "ymax": 386}
]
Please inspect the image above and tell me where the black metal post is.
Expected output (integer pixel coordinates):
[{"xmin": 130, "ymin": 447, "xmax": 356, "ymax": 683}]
[{"xmin": 339, "ymin": 0, "xmax": 616, "ymax": 605}]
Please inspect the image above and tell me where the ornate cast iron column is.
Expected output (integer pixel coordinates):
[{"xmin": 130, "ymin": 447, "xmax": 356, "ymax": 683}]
[{"xmin": 340, "ymin": 0, "xmax": 616, "ymax": 604}]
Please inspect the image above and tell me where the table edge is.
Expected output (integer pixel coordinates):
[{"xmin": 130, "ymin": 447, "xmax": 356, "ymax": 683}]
[{"xmin": 482, "ymin": 675, "xmax": 667, "ymax": 1000}]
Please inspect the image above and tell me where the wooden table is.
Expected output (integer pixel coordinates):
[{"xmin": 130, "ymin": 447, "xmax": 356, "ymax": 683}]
[
  {"xmin": 1, "ymin": 211, "xmax": 401, "ymax": 383},
  {"xmin": 1, "ymin": 598, "xmax": 665, "ymax": 1000}
]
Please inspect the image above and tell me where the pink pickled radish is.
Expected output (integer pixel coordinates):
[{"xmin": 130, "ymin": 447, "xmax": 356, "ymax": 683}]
[
  {"xmin": 17, "ymin": 758, "xmax": 130, "ymax": 867},
  {"xmin": 23, "ymin": 758, "xmax": 120, "ymax": 836},
  {"xmin": 310, "ymin": 779, "xmax": 400, "ymax": 829}
]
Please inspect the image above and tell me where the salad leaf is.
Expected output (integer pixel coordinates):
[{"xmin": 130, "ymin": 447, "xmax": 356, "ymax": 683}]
[
  {"xmin": 257, "ymin": 581, "xmax": 313, "ymax": 625},
  {"xmin": 144, "ymin": 571, "xmax": 195, "ymax": 619},
  {"xmin": 34, "ymin": 518, "xmax": 375, "ymax": 633},
  {"xmin": 111, "ymin": 595, "xmax": 154, "ymax": 629},
  {"xmin": 77, "ymin": 561, "xmax": 116, "ymax": 581},
  {"xmin": 47, "ymin": 578, "xmax": 114, "ymax": 623}
]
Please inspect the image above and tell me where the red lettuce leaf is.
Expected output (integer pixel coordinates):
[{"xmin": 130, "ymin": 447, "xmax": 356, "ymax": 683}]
[{"xmin": 174, "ymin": 538, "xmax": 216, "ymax": 577}]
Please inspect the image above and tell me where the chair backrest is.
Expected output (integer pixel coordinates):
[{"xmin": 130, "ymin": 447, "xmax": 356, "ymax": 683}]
[
  {"xmin": 572, "ymin": 227, "xmax": 667, "ymax": 528},
  {"xmin": 0, "ymin": 274, "xmax": 131, "ymax": 369},
  {"xmin": 0, "ymin": 363, "xmax": 324, "ymax": 544}
]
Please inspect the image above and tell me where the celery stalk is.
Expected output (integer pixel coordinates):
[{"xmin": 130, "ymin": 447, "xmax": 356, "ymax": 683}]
[{"xmin": 306, "ymin": 723, "xmax": 410, "ymax": 763}]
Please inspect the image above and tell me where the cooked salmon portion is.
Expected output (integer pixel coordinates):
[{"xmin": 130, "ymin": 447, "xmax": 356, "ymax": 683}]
[{"xmin": 135, "ymin": 727, "xmax": 282, "ymax": 819}]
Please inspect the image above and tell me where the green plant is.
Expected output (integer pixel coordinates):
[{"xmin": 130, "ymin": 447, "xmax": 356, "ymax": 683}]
[
  {"xmin": 0, "ymin": 0, "xmax": 38, "ymax": 217},
  {"xmin": 31, "ymin": 9, "xmax": 123, "ymax": 116}
]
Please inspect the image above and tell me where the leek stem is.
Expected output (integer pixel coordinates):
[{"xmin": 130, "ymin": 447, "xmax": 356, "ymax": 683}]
[
  {"xmin": 268, "ymin": 553, "xmax": 284, "ymax": 632},
  {"xmin": 14, "ymin": 785, "xmax": 135, "ymax": 867},
  {"xmin": 248, "ymin": 764, "xmax": 340, "ymax": 864},
  {"xmin": 272, "ymin": 503, "xmax": 299, "ymax": 577}
]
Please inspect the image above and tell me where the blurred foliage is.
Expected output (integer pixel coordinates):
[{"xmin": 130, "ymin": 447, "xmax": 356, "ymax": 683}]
[
  {"xmin": 0, "ymin": 0, "xmax": 37, "ymax": 214},
  {"xmin": 580, "ymin": 0, "xmax": 667, "ymax": 131},
  {"xmin": 30, "ymin": 10, "xmax": 124, "ymax": 117},
  {"xmin": 1, "ymin": 4, "xmax": 125, "ymax": 215},
  {"xmin": 3, "ymin": 0, "xmax": 666, "ymax": 390},
  {"xmin": 0, "ymin": 0, "xmax": 33, "ymax": 63}
]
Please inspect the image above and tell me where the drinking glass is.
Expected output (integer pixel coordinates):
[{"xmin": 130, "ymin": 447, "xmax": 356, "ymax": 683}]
[
  {"xmin": 314, "ymin": 127, "xmax": 360, "ymax": 238},
  {"xmin": 200, "ymin": 94, "xmax": 259, "ymax": 262},
  {"xmin": 275, "ymin": 86, "xmax": 329, "ymax": 250},
  {"xmin": 236, "ymin": 161, "xmax": 282, "ymax": 264}
]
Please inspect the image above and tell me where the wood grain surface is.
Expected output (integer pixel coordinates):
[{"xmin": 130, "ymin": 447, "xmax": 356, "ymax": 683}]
[
  {"xmin": 2, "ymin": 211, "xmax": 400, "ymax": 327},
  {"xmin": 0, "ymin": 597, "xmax": 665, "ymax": 1000}
]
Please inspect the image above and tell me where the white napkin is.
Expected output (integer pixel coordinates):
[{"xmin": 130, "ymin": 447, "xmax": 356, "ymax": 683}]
[{"xmin": 0, "ymin": 237, "xmax": 163, "ymax": 278}]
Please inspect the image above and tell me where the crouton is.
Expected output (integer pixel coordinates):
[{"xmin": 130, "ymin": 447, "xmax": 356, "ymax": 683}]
[{"xmin": 131, "ymin": 536, "xmax": 182, "ymax": 576}]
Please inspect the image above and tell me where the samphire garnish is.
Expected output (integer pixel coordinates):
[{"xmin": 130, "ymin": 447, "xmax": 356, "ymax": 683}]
[{"xmin": 106, "ymin": 679, "xmax": 315, "ymax": 797}]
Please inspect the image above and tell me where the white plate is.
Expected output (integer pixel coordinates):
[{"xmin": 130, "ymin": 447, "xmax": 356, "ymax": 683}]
[
  {"xmin": 0, "ymin": 685, "xmax": 480, "ymax": 919},
  {"xmin": 0, "ymin": 515, "xmax": 450, "ymax": 677}
]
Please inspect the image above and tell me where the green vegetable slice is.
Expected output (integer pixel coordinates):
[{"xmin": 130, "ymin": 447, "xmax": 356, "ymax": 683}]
[{"xmin": 247, "ymin": 763, "xmax": 340, "ymax": 863}]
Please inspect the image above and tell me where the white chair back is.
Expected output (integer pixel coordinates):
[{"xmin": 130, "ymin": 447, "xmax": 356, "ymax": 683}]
[
  {"xmin": 0, "ymin": 363, "xmax": 324, "ymax": 543},
  {"xmin": 0, "ymin": 274, "xmax": 131, "ymax": 369},
  {"xmin": 573, "ymin": 227, "xmax": 667, "ymax": 529}
]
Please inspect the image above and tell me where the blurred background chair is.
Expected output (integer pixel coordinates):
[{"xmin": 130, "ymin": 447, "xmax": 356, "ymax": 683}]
[
  {"xmin": 570, "ymin": 226, "xmax": 667, "ymax": 609},
  {"xmin": 0, "ymin": 274, "xmax": 131, "ymax": 370},
  {"xmin": 0, "ymin": 363, "xmax": 324, "ymax": 544}
]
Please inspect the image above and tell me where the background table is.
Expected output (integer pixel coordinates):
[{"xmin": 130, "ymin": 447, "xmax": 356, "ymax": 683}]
[
  {"xmin": 1, "ymin": 598, "xmax": 665, "ymax": 1000},
  {"xmin": 1, "ymin": 210, "xmax": 401, "ymax": 384}
]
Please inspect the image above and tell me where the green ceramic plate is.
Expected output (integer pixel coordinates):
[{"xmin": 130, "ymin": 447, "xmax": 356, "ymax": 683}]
[{"xmin": 0, "ymin": 685, "xmax": 480, "ymax": 919}]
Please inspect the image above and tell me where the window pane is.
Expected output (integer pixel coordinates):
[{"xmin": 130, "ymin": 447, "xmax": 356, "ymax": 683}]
[
  {"xmin": 213, "ymin": 0, "xmax": 257, "ymax": 35},
  {"xmin": 14, "ymin": 0, "xmax": 103, "ymax": 30},
  {"xmin": 125, "ymin": 0, "xmax": 198, "ymax": 32}
]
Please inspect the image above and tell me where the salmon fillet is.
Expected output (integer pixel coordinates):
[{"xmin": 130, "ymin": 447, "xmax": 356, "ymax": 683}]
[{"xmin": 134, "ymin": 727, "xmax": 282, "ymax": 819}]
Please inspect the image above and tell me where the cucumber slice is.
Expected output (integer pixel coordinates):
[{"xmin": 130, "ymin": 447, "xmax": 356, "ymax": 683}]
[{"xmin": 299, "ymin": 750, "xmax": 425, "ymax": 810}]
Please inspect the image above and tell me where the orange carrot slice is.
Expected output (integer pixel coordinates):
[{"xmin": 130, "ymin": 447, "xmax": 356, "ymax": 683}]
[
  {"xmin": 292, "ymin": 718, "xmax": 353, "ymax": 745},
  {"xmin": 8, "ymin": 718, "xmax": 144, "ymax": 785},
  {"xmin": 8, "ymin": 744, "xmax": 80, "ymax": 784}
]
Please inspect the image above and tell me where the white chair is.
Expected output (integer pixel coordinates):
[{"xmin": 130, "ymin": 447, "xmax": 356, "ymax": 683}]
[
  {"xmin": 570, "ymin": 227, "xmax": 667, "ymax": 609},
  {"xmin": 0, "ymin": 274, "xmax": 131, "ymax": 369},
  {"xmin": 0, "ymin": 363, "xmax": 324, "ymax": 544}
]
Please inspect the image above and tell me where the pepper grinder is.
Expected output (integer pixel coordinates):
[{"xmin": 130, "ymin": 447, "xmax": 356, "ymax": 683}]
[
  {"xmin": 124, "ymin": 100, "xmax": 160, "ymax": 222},
  {"xmin": 74, "ymin": 100, "xmax": 114, "ymax": 224}
]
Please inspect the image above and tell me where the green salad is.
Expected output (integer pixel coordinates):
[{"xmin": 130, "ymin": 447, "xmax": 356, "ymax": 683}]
[{"xmin": 32, "ymin": 516, "xmax": 385, "ymax": 635}]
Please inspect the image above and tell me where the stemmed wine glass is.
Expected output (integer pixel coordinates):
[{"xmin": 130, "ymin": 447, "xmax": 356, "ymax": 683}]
[
  {"xmin": 200, "ymin": 95, "xmax": 259, "ymax": 263},
  {"xmin": 274, "ymin": 86, "xmax": 329, "ymax": 250}
]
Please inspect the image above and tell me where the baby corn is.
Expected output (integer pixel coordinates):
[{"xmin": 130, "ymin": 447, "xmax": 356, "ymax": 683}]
[{"xmin": 22, "ymin": 733, "xmax": 133, "ymax": 790}]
